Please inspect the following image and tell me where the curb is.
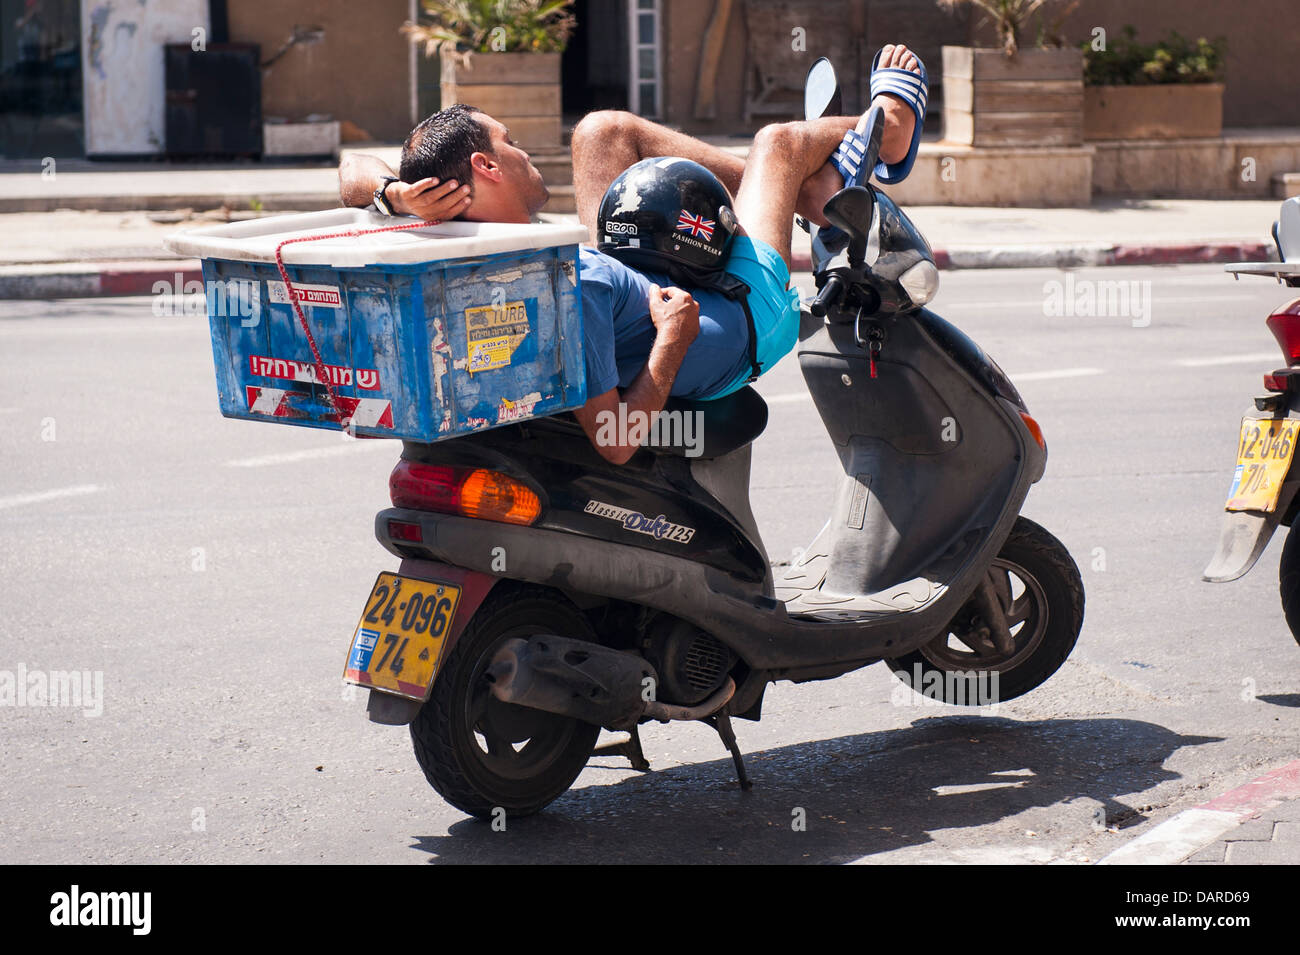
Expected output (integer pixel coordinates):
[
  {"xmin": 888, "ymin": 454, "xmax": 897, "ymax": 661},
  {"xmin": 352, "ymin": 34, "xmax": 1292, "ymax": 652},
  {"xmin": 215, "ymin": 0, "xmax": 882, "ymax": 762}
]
[
  {"xmin": 0, "ymin": 261, "xmax": 200, "ymax": 300},
  {"xmin": 0, "ymin": 240, "xmax": 1276, "ymax": 301},
  {"xmin": 1097, "ymin": 759, "xmax": 1300, "ymax": 865},
  {"xmin": 0, "ymin": 194, "xmax": 339, "ymax": 215},
  {"xmin": 789, "ymin": 240, "xmax": 1275, "ymax": 274}
]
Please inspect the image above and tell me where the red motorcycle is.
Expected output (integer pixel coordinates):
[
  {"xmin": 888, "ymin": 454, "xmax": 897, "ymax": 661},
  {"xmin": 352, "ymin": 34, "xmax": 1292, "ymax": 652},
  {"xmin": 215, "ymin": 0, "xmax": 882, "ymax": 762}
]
[{"xmin": 1204, "ymin": 197, "xmax": 1300, "ymax": 646}]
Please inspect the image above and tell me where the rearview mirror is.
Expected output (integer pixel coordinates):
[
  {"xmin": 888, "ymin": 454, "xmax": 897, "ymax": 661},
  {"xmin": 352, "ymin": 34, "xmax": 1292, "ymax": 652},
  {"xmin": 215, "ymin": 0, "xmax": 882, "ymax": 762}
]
[
  {"xmin": 1279, "ymin": 196, "xmax": 1300, "ymax": 262},
  {"xmin": 804, "ymin": 57, "xmax": 840, "ymax": 121},
  {"xmin": 822, "ymin": 186, "xmax": 875, "ymax": 243}
]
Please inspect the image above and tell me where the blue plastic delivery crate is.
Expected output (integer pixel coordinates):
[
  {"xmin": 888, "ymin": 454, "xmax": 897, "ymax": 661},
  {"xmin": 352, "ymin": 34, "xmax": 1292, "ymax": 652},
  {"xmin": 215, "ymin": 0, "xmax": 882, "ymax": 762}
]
[{"xmin": 163, "ymin": 210, "xmax": 589, "ymax": 441}]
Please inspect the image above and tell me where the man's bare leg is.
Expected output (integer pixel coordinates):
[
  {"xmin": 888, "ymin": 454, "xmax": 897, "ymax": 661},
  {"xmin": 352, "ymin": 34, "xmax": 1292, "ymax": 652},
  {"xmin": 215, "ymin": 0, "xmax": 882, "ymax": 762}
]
[
  {"xmin": 572, "ymin": 44, "xmax": 921, "ymax": 242},
  {"xmin": 571, "ymin": 112, "xmax": 866, "ymax": 239},
  {"xmin": 725, "ymin": 43, "xmax": 926, "ymax": 270},
  {"xmin": 571, "ymin": 112, "xmax": 748, "ymax": 238},
  {"xmin": 733, "ymin": 121, "xmax": 865, "ymax": 269}
]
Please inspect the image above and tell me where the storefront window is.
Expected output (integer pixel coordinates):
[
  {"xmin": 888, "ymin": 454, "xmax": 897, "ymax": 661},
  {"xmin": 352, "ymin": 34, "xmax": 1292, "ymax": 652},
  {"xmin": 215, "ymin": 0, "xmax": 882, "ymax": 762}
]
[
  {"xmin": 628, "ymin": 0, "xmax": 659, "ymax": 119},
  {"xmin": 0, "ymin": 0, "xmax": 83, "ymax": 158}
]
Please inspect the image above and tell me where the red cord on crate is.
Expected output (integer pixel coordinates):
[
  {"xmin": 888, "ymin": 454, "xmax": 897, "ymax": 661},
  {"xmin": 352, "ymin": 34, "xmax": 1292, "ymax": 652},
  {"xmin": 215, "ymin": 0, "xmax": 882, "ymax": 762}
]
[{"xmin": 272, "ymin": 218, "xmax": 440, "ymax": 423}]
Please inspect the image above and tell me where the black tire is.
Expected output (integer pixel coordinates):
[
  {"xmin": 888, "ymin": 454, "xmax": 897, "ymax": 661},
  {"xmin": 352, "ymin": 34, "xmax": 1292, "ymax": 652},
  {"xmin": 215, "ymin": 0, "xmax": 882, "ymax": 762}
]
[
  {"xmin": 1278, "ymin": 524, "xmax": 1300, "ymax": 647},
  {"xmin": 886, "ymin": 516, "xmax": 1084, "ymax": 704},
  {"xmin": 409, "ymin": 584, "xmax": 601, "ymax": 819}
]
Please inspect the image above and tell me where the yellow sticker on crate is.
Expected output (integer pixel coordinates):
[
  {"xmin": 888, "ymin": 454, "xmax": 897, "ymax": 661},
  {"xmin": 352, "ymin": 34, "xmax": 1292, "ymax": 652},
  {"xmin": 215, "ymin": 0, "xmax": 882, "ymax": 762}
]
[{"xmin": 465, "ymin": 300, "xmax": 530, "ymax": 374}]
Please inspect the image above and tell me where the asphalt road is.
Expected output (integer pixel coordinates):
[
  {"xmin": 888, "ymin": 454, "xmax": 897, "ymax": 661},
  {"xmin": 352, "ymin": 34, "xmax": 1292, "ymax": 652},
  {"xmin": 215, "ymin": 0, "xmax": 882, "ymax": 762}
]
[{"xmin": 2, "ymin": 263, "xmax": 1298, "ymax": 864}]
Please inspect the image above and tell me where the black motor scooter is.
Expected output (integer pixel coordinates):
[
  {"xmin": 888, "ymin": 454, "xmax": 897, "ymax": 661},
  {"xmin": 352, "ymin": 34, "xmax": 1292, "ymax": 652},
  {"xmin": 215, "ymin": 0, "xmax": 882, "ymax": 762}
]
[{"xmin": 342, "ymin": 59, "xmax": 1085, "ymax": 818}]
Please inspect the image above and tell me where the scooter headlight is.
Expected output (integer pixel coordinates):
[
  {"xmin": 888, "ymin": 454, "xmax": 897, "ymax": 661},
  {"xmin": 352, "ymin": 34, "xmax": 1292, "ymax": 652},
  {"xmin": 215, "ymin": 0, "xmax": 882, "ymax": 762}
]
[{"xmin": 898, "ymin": 259, "xmax": 940, "ymax": 306}]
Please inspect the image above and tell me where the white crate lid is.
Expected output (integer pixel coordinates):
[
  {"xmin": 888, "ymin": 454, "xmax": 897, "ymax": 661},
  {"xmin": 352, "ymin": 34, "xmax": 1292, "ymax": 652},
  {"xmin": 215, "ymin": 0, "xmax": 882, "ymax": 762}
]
[{"xmin": 164, "ymin": 208, "xmax": 589, "ymax": 268}]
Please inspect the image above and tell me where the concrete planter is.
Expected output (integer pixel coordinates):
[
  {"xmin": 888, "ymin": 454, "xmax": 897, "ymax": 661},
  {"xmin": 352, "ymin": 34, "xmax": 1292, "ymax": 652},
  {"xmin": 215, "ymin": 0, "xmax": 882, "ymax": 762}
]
[
  {"xmin": 1084, "ymin": 83, "xmax": 1224, "ymax": 141},
  {"xmin": 441, "ymin": 52, "xmax": 562, "ymax": 149},
  {"xmin": 263, "ymin": 120, "xmax": 340, "ymax": 158},
  {"xmin": 941, "ymin": 46, "xmax": 1084, "ymax": 147}
]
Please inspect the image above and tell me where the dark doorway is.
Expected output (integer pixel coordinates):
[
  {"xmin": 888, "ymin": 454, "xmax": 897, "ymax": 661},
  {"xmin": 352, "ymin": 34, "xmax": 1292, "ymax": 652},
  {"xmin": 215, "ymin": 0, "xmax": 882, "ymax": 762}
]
[
  {"xmin": 0, "ymin": 0, "xmax": 83, "ymax": 158},
  {"xmin": 562, "ymin": 0, "xmax": 628, "ymax": 124}
]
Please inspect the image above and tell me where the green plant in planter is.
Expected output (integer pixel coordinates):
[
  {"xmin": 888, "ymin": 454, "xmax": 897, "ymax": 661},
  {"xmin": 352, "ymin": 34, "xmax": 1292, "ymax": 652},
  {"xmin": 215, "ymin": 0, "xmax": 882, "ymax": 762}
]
[
  {"xmin": 938, "ymin": 0, "xmax": 1080, "ymax": 56},
  {"xmin": 1082, "ymin": 26, "xmax": 1225, "ymax": 86},
  {"xmin": 407, "ymin": 0, "xmax": 576, "ymax": 60}
]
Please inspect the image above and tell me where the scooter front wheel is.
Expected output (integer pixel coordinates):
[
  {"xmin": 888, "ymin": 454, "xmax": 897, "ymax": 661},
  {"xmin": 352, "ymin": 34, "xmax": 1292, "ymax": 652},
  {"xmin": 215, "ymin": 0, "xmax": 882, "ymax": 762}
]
[
  {"xmin": 886, "ymin": 517, "xmax": 1084, "ymax": 704},
  {"xmin": 409, "ymin": 584, "xmax": 601, "ymax": 819}
]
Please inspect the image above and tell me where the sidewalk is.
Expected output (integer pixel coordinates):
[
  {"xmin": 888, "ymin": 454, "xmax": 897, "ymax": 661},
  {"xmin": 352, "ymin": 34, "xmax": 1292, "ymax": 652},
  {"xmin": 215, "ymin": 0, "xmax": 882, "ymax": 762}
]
[
  {"xmin": 0, "ymin": 152, "xmax": 1285, "ymax": 299},
  {"xmin": 1099, "ymin": 759, "xmax": 1300, "ymax": 865}
]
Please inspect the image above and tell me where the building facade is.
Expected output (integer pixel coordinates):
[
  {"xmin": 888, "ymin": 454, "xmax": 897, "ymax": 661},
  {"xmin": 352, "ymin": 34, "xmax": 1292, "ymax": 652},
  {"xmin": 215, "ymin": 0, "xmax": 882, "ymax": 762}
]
[{"xmin": 1, "ymin": 0, "xmax": 1297, "ymax": 160}]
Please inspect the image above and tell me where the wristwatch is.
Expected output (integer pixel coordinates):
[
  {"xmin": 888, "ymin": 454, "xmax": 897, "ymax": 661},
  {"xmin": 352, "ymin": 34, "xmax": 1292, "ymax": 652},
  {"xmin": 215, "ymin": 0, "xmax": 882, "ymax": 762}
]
[{"xmin": 373, "ymin": 176, "xmax": 400, "ymax": 216}]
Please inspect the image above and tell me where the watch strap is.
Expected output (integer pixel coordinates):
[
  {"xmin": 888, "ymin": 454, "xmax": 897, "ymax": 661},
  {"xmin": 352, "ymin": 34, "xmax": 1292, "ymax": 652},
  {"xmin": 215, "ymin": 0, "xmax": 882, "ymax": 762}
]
[{"xmin": 373, "ymin": 176, "xmax": 400, "ymax": 216}]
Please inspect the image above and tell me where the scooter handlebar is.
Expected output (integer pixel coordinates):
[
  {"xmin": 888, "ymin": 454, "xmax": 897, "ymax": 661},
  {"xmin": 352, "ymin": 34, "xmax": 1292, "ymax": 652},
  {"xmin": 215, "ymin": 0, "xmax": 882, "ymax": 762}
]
[{"xmin": 810, "ymin": 274, "xmax": 846, "ymax": 317}]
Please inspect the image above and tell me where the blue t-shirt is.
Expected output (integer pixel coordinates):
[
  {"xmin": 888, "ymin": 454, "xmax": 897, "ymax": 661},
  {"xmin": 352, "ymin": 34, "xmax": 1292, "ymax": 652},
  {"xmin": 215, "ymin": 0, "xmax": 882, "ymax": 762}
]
[{"xmin": 577, "ymin": 246, "xmax": 752, "ymax": 400}]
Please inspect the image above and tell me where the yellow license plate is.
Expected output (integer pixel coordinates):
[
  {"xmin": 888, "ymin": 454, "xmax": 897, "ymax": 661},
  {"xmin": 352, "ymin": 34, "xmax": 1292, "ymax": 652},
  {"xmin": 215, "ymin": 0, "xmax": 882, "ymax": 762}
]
[
  {"xmin": 1225, "ymin": 418, "xmax": 1300, "ymax": 512},
  {"xmin": 343, "ymin": 573, "xmax": 462, "ymax": 700}
]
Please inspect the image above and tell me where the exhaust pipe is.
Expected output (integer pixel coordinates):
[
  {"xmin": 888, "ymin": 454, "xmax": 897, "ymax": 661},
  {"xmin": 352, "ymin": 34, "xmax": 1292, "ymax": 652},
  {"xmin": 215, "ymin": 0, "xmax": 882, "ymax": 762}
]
[
  {"xmin": 642, "ymin": 678, "xmax": 735, "ymax": 722},
  {"xmin": 487, "ymin": 635, "xmax": 735, "ymax": 730},
  {"xmin": 487, "ymin": 635, "xmax": 657, "ymax": 731}
]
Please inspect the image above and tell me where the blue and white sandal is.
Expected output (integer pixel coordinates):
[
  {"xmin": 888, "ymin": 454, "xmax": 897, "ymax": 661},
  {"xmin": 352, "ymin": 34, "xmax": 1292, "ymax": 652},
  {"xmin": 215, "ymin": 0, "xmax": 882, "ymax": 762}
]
[{"xmin": 829, "ymin": 48, "xmax": 928, "ymax": 187}]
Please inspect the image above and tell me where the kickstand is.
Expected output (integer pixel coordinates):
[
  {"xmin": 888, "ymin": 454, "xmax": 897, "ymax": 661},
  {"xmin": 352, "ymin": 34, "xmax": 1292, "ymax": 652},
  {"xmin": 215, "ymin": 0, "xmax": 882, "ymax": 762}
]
[
  {"xmin": 705, "ymin": 708, "xmax": 753, "ymax": 791},
  {"xmin": 593, "ymin": 725, "xmax": 650, "ymax": 772}
]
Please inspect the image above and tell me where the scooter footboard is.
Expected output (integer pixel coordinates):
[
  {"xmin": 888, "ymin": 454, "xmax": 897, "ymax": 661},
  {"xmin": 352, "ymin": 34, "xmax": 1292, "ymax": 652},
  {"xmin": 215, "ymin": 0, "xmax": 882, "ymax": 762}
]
[
  {"xmin": 795, "ymin": 315, "xmax": 1029, "ymax": 599},
  {"xmin": 810, "ymin": 434, "xmax": 1020, "ymax": 598}
]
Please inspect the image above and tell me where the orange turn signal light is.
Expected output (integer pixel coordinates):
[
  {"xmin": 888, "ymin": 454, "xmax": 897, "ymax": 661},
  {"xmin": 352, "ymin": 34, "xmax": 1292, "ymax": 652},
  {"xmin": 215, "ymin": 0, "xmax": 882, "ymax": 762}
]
[
  {"xmin": 459, "ymin": 468, "xmax": 542, "ymax": 525},
  {"xmin": 1019, "ymin": 412, "xmax": 1046, "ymax": 452},
  {"xmin": 1013, "ymin": 413, "xmax": 1045, "ymax": 454}
]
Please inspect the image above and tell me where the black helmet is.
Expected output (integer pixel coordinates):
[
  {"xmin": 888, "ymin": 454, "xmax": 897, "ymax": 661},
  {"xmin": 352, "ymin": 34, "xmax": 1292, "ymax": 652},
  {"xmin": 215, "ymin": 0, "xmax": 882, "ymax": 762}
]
[{"xmin": 596, "ymin": 157, "xmax": 738, "ymax": 284}]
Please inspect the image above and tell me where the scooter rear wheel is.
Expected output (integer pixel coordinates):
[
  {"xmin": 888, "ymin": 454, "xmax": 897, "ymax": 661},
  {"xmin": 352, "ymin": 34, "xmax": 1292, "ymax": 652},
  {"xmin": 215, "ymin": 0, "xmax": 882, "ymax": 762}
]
[
  {"xmin": 409, "ymin": 584, "xmax": 601, "ymax": 819},
  {"xmin": 885, "ymin": 516, "xmax": 1084, "ymax": 704},
  {"xmin": 1277, "ymin": 523, "xmax": 1300, "ymax": 647}
]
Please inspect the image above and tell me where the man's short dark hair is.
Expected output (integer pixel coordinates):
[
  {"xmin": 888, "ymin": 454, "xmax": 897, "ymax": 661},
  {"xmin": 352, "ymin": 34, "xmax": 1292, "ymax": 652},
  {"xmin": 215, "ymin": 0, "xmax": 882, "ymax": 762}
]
[{"xmin": 399, "ymin": 104, "xmax": 494, "ymax": 193}]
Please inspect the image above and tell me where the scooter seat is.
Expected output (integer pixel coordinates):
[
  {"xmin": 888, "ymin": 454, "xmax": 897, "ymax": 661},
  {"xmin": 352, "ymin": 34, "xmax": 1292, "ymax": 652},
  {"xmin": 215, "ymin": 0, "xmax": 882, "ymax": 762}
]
[
  {"xmin": 651, "ymin": 385, "xmax": 769, "ymax": 459},
  {"xmin": 541, "ymin": 387, "xmax": 769, "ymax": 459}
]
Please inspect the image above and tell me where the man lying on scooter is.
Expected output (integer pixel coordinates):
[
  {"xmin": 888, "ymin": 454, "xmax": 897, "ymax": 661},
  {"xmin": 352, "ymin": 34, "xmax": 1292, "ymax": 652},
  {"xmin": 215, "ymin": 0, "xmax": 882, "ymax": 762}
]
[{"xmin": 339, "ymin": 44, "xmax": 926, "ymax": 464}]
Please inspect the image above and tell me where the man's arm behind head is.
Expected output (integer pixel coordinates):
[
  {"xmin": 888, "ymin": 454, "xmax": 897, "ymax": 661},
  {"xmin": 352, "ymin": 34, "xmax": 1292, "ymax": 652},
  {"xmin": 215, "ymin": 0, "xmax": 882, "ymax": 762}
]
[{"xmin": 337, "ymin": 153, "xmax": 471, "ymax": 219}]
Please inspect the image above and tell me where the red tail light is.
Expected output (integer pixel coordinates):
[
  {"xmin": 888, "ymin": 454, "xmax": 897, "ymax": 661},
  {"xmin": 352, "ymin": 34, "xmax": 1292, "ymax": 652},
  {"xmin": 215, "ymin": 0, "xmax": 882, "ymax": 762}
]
[
  {"xmin": 1265, "ymin": 297, "xmax": 1300, "ymax": 364},
  {"xmin": 389, "ymin": 461, "xmax": 541, "ymax": 525},
  {"xmin": 387, "ymin": 519, "xmax": 423, "ymax": 542}
]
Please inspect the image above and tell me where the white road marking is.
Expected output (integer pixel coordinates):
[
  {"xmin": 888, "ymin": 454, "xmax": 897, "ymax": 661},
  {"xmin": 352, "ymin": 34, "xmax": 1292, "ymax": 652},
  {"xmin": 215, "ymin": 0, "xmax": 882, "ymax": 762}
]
[
  {"xmin": 941, "ymin": 295, "xmax": 1251, "ymax": 310},
  {"xmin": 932, "ymin": 781, "xmax": 1027, "ymax": 796},
  {"xmin": 847, "ymin": 842, "xmax": 1058, "ymax": 865},
  {"xmin": 0, "ymin": 484, "xmax": 101, "ymax": 510},
  {"xmin": 1176, "ymin": 351, "xmax": 1280, "ymax": 368},
  {"xmin": 1010, "ymin": 367, "xmax": 1105, "ymax": 382},
  {"xmin": 763, "ymin": 392, "xmax": 811, "ymax": 404},
  {"xmin": 224, "ymin": 441, "xmax": 397, "ymax": 468},
  {"xmin": 1096, "ymin": 808, "xmax": 1243, "ymax": 865}
]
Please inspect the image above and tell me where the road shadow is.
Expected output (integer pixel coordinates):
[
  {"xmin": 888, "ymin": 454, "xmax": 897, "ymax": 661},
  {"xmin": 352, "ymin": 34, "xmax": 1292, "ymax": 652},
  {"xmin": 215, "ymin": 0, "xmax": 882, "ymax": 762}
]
[
  {"xmin": 1257, "ymin": 693, "xmax": 1300, "ymax": 708},
  {"xmin": 408, "ymin": 715, "xmax": 1220, "ymax": 864}
]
